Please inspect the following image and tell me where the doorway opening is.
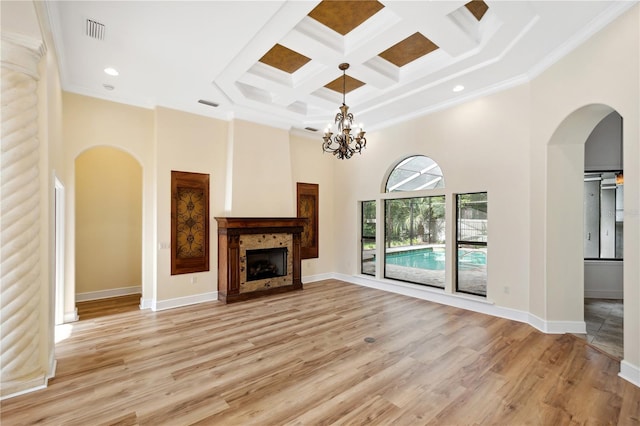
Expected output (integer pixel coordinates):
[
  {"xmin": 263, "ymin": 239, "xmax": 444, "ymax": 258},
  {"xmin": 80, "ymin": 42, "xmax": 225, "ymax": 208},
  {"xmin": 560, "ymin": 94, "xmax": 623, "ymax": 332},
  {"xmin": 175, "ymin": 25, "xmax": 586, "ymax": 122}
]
[
  {"xmin": 583, "ymin": 111, "xmax": 623, "ymax": 359},
  {"xmin": 74, "ymin": 146, "xmax": 143, "ymax": 320}
]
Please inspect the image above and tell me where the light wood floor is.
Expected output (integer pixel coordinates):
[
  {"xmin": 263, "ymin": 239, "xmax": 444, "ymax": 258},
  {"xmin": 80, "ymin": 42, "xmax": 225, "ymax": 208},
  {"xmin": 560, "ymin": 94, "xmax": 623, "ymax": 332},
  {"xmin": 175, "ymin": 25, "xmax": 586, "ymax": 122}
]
[{"xmin": 2, "ymin": 280, "xmax": 639, "ymax": 425}]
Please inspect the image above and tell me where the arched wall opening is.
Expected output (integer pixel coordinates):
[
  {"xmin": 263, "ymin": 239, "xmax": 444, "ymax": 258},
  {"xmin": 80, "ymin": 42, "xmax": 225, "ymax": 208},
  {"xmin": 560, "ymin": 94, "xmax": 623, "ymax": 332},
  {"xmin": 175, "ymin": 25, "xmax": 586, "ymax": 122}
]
[
  {"xmin": 545, "ymin": 104, "xmax": 617, "ymax": 329},
  {"xmin": 74, "ymin": 146, "xmax": 143, "ymax": 303}
]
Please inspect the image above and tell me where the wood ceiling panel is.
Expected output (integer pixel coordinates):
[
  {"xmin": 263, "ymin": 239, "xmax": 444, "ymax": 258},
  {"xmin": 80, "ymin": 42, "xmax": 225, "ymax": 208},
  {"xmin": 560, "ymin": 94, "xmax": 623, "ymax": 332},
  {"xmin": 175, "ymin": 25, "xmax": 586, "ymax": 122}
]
[
  {"xmin": 308, "ymin": 0, "xmax": 384, "ymax": 36},
  {"xmin": 465, "ymin": 0, "xmax": 489, "ymax": 21},
  {"xmin": 259, "ymin": 44, "xmax": 311, "ymax": 74},
  {"xmin": 325, "ymin": 74, "xmax": 365, "ymax": 94},
  {"xmin": 379, "ymin": 32, "xmax": 438, "ymax": 67}
]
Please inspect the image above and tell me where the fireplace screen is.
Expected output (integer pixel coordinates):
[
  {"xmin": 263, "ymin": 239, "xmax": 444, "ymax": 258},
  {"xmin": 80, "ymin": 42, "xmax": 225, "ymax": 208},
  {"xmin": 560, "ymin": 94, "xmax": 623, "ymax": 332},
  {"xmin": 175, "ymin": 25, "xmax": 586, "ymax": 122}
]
[{"xmin": 246, "ymin": 248, "xmax": 288, "ymax": 281}]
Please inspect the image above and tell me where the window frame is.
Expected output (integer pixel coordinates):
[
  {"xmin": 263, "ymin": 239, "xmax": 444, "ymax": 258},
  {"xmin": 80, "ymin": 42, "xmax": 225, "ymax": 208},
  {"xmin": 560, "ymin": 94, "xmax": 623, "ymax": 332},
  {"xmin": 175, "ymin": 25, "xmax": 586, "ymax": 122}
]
[
  {"xmin": 583, "ymin": 170, "xmax": 623, "ymax": 261},
  {"xmin": 360, "ymin": 200, "xmax": 376, "ymax": 277},
  {"xmin": 383, "ymin": 194, "xmax": 447, "ymax": 289},
  {"xmin": 455, "ymin": 192, "xmax": 487, "ymax": 297}
]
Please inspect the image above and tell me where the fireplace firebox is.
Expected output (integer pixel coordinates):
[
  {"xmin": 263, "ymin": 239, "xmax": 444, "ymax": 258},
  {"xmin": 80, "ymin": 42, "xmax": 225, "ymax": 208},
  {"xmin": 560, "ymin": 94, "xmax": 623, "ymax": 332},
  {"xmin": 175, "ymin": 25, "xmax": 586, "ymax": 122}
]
[
  {"xmin": 215, "ymin": 217, "xmax": 306, "ymax": 303},
  {"xmin": 246, "ymin": 247, "xmax": 287, "ymax": 281}
]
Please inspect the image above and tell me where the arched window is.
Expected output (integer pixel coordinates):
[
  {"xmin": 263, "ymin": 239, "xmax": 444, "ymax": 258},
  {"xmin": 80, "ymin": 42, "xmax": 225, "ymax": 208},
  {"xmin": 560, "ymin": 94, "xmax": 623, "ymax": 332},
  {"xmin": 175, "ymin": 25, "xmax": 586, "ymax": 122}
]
[{"xmin": 385, "ymin": 155, "xmax": 444, "ymax": 192}]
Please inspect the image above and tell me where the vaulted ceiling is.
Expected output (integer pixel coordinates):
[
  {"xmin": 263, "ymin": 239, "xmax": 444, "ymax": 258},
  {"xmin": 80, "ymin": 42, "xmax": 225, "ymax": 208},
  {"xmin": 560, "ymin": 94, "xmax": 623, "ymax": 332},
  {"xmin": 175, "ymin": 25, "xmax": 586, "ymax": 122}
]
[{"xmin": 46, "ymin": 1, "xmax": 633, "ymax": 133}]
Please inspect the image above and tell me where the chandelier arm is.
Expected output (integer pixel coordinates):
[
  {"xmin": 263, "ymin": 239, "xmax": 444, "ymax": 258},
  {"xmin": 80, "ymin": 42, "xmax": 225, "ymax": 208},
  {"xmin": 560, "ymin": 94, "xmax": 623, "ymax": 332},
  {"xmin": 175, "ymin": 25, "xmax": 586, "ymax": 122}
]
[{"xmin": 321, "ymin": 63, "xmax": 367, "ymax": 160}]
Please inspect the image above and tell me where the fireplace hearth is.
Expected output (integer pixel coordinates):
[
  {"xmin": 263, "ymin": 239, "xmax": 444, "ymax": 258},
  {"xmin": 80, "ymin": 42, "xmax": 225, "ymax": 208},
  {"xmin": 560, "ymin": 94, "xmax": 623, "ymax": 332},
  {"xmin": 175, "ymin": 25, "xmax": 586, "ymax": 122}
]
[{"xmin": 215, "ymin": 217, "xmax": 306, "ymax": 303}]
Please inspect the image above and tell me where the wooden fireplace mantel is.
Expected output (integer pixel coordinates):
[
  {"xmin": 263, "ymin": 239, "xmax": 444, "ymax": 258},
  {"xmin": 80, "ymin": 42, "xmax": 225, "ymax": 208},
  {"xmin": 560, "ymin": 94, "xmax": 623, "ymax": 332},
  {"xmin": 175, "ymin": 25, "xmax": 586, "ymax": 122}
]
[{"xmin": 215, "ymin": 217, "xmax": 307, "ymax": 303}]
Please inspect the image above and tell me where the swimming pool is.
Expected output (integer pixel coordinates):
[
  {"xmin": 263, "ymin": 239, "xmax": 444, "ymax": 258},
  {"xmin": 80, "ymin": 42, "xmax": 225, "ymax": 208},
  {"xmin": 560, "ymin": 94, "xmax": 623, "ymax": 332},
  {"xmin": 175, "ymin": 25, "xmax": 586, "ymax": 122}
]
[{"xmin": 385, "ymin": 248, "xmax": 486, "ymax": 270}]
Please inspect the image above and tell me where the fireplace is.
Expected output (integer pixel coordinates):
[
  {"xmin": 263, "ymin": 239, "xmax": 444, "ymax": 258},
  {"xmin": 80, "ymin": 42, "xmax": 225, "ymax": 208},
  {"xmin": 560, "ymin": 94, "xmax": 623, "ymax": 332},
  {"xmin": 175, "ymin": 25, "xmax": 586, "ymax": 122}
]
[
  {"xmin": 215, "ymin": 217, "xmax": 306, "ymax": 303},
  {"xmin": 246, "ymin": 247, "xmax": 287, "ymax": 281}
]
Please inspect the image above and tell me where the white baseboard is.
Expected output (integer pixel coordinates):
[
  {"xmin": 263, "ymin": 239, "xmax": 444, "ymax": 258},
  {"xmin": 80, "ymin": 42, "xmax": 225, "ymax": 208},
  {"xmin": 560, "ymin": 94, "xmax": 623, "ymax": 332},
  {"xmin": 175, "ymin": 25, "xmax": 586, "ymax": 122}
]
[
  {"xmin": 620, "ymin": 360, "xmax": 640, "ymax": 388},
  {"xmin": 152, "ymin": 291, "xmax": 218, "ymax": 311},
  {"xmin": 48, "ymin": 357, "xmax": 57, "ymax": 381},
  {"xmin": 76, "ymin": 286, "xmax": 141, "ymax": 302},
  {"xmin": 334, "ymin": 273, "xmax": 587, "ymax": 335},
  {"xmin": 0, "ymin": 377, "xmax": 47, "ymax": 401},
  {"xmin": 584, "ymin": 290, "xmax": 623, "ymax": 299},
  {"xmin": 528, "ymin": 314, "xmax": 587, "ymax": 334},
  {"xmin": 303, "ymin": 273, "xmax": 334, "ymax": 283},
  {"xmin": 63, "ymin": 308, "xmax": 78, "ymax": 323},
  {"xmin": 139, "ymin": 298, "xmax": 152, "ymax": 310}
]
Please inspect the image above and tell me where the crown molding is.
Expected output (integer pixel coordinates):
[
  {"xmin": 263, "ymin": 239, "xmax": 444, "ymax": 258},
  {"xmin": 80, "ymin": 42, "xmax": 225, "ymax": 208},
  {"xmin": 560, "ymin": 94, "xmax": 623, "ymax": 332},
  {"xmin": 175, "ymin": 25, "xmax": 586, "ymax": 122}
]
[{"xmin": 527, "ymin": 1, "xmax": 637, "ymax": 80}]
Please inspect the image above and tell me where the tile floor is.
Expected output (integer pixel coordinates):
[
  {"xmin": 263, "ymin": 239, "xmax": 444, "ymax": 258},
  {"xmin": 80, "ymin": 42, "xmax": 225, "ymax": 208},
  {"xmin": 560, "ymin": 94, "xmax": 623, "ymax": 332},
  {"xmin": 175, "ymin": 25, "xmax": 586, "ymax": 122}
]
[{"xmin": 580, "ymin": 298, "xmax": 623, "ymax": 359}]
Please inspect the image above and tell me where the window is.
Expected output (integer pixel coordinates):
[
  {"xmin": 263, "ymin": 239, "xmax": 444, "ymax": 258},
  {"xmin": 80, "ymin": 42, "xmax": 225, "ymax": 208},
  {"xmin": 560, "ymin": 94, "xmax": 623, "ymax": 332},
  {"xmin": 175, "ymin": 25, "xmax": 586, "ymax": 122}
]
[
  {"xmin": 384, "ymin": 196, "xmax": 446, "ymax": 288},
  {"xmin": 584, "ymin": 172, "xmax": 623, "ymax": 259},
  {"xmin": 361, "ymin": 200, "xmax": 376, "ymax": 276},
  {"xmin": 385, "ymin": 155, "xmax": 444, "ymax": 192},
  {"xmin": 456, "ymin": 192, "xmax": 487, "ymax": 296}
]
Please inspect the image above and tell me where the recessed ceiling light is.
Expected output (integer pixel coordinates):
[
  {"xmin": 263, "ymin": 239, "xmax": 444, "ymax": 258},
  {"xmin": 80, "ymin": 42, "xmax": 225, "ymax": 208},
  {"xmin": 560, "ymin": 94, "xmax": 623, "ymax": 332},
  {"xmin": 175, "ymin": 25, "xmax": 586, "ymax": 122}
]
[
  {"xmin": 104, "ymin": 67, "xmax": 119, "ymax": 76},
  {"xmin": 103, "ymin": 84, "xmax": 115, "ymax": 91},
  {"xmin": 453, "ymin": 85, "xmax": 465, "ymax": 92}
]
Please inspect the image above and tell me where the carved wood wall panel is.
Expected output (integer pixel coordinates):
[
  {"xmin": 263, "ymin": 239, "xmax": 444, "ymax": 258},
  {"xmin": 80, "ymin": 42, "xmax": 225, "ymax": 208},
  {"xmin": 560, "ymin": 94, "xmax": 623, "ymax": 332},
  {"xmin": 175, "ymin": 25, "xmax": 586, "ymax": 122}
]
[
  {"xmin": 297, "ymin": 183, "xmax": 319, "ymax": 259},
  {"xmin": 171, "ymin": 171, "xmax": 210, "ymax": 275}
]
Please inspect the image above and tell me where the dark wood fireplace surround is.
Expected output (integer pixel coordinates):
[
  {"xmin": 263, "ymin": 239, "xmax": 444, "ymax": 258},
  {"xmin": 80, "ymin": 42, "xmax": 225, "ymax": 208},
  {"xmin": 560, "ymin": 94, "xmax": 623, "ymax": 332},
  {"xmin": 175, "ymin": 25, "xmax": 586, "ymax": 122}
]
[{"xmin": 215, "ymin": 217, "xmax": 307, "ymax": 303}]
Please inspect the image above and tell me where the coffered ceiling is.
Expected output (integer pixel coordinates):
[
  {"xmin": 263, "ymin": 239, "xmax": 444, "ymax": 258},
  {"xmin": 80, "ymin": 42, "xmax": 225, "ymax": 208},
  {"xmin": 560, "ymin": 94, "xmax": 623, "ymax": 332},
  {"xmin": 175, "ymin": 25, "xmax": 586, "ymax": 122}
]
[{"xmin": 45, "ymin": 1, "xmax": 634, "ymax": 133}]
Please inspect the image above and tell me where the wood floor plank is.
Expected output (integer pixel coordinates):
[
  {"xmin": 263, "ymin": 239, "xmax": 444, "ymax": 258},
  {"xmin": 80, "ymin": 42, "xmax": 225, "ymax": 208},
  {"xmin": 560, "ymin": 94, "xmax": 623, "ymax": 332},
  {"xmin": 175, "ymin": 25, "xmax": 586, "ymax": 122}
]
[{"xmin": 1, "ymin": 279, "xmax": 638, "ymax": 425}]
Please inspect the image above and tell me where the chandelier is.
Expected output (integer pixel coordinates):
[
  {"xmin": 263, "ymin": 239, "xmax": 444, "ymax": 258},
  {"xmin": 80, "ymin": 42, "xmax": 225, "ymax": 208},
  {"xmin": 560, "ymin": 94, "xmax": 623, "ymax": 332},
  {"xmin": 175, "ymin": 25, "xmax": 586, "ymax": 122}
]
[{"xmin": 322, "ymin": 63, "xmax": 366, "ymax": 160}]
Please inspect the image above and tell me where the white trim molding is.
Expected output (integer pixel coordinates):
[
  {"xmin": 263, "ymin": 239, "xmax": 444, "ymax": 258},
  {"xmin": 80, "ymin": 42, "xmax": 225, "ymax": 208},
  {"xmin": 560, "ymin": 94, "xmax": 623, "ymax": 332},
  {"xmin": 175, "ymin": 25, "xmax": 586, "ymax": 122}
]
[
  {"xmin": 0, "ymin": 381, "xmax": 47, "ymax": 402},
  {"xmin": 528, "ymin": 314, "xmax": 587, "ymax": 334},
  {"xmin": 619, "ymin": 361, "xmax": 640, "ymax": 388},
  {"xmin": 76, "ymin": 286, "xmax": 141, "ymax": 302},
  {"xmin": 63, "ymin": 308, "xmax": 78, "ymax": 323},
  {"xmin": 334, "ymin": 273, "xmax": 587, "ymax": 335},
  {"xmin": 139, "ymin": 299, "xmax": 153, "ymax": 310},
  {"xmin": 152, "ymin": 292, "xmax": 218, "ymax": 312},
  {"xmin": 584, "ymin": 290, "xmax": 624, "ymax": 300},
  {"xmin": 302, "ymin": 273, "xmax": 334, "ymax": 283}
]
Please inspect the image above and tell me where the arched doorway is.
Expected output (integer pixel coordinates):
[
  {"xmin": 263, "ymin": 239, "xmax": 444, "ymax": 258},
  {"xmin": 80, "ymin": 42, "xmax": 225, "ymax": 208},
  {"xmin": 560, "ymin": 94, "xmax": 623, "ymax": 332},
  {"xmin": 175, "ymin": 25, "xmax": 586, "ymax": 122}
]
[
  {"xmin": 545, "ymin": 104, "xmax": 623, "ymax": 357},
  {"xmin": 74, "ymin": 146, "xmax": 143, "ymax": 318}
]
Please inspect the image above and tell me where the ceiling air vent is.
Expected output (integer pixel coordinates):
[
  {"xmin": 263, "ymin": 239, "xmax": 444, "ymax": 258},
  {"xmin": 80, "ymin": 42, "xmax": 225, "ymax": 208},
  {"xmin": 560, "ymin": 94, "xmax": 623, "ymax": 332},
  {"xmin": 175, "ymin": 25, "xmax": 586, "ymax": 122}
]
[
  {"xmin": 86, "ymin": 19, "xmax": 105, "ymax": 40},
  {"xmin": 305, "ymin": 127, "xmax": 318, "ymax": 132}
]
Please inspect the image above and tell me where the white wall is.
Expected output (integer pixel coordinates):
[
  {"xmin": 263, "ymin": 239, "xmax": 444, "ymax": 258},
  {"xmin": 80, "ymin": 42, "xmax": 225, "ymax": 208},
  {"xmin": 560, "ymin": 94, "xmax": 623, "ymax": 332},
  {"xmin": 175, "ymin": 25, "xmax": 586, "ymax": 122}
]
[
  {"xmin": 62, "ymin": 92, "xmax": 155, "ymax": 312},
  {"xmin": 75, "ymin": 147, "xmax": 142, "ymax": 297},
  {"xmin": 584, "ymin": 111, "xmax": 624, "ymax": 298},
  {"xmin": 289, "ymin": 131, "xmax": 337, "ymax": 280},
  {"xmin": 585, "ymin": 261, "xmax": 623, "ymax": 299},
  {"xmin": 331, "ymin": 84, "xmax": 532, "ymax": 312},
  {"xmin": 330, "ymin": 4, "xmax": 639, "ymax": 382},
  {"xmin": 154, "ymin": 107, "xmax": 227, "ymax": 304},
  {"xmin": 226, "ymin": 119, "xmax": 294, "ymax": 217},
  {"xmin": 6, "ymin": 0, "xmax": 637, "ymax": 398},
  {"xmin": 530, "ymin": 4, "xmax": 639, "ymax": 377},
  {"xmin": 585, "ymin": 112, "xmax": 623, "ymax": 171}
]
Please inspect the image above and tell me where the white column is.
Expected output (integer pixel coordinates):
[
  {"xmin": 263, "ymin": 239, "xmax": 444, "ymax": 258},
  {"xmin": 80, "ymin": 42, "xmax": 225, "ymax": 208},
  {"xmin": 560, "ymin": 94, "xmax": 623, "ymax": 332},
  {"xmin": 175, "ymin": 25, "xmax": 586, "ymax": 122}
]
[{"xmin": 1, "ymin": 35, "xmax": 46, "ymax": 398}]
